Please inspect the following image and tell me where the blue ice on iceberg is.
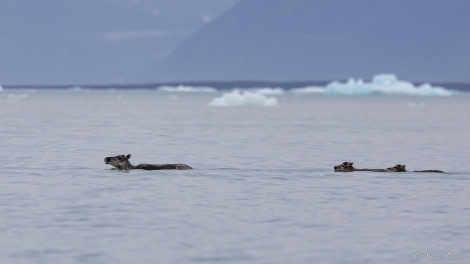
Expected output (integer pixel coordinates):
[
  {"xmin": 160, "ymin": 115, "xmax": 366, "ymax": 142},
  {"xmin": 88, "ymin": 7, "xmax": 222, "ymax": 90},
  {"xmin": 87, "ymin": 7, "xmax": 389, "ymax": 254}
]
[{"xmin": 322, "ymin": 74, "xmax": 453, "ymax": 96}]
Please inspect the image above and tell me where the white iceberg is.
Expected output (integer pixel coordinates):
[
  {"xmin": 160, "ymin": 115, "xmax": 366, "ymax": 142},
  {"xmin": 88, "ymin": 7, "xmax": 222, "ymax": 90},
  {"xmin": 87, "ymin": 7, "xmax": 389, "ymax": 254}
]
[
  {"xmin": 290, "ymin": 86, "xmax": 324, "ymax": 94},
  {"xmin": 209, "ymin": 90, "xmax": 278, "ymax": 107},
  {"xmin": 157, "ymin": 85, "xmax": 216, "ymax": 93}
]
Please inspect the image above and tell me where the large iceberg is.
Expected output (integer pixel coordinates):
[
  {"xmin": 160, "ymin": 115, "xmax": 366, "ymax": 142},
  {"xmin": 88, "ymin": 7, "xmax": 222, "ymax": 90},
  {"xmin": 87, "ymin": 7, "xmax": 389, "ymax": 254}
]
[
  {"xmin": 322, "ymin": 74, "xmax": 453, "ymax": 96},
  {"xmin": 209, "ymin": 90, "xmax": 278, "ymax": 107}
]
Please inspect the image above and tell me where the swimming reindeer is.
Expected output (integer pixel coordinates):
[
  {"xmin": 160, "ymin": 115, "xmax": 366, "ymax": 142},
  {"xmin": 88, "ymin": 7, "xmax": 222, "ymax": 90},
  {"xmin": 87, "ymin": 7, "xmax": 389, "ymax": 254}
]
[
  {"xmin": 334, "ymin": 162, "xmax": 443, "ymax": 173},
  {"xmin": 104, "ymin": 154, "xmax": 192, "ymax": 170},
  {"xmin": 383, "ymin": 164, "xmax": 444, "ymax": 173},
  {"xmin": 333, "ymin": 162, "xmax": 387, "ymax": 172}
]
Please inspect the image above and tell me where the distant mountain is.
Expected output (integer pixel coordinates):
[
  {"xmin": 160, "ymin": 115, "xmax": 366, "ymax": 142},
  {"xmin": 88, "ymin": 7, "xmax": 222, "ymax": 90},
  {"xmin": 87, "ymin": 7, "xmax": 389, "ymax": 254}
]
[
  {"xmin": 145, "ymin": 0, "xmax": 470, "ymax": 83},
  {"xmin": 0, "ymin": 0, "xmax": 237, "ymax": 85}
]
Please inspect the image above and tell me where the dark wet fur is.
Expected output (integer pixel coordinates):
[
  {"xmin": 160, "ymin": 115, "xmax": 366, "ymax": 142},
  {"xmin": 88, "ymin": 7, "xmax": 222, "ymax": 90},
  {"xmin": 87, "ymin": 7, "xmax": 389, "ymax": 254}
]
[{"xmin": 105, "ymin": 154, "xmax": 192, "ymax": 170}]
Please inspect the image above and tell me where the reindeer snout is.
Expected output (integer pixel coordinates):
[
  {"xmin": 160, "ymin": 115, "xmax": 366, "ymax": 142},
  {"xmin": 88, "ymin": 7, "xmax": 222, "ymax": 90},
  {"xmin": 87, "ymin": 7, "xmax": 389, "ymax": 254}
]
[{"xmin": 104, "ymin": 157, "xmax": 110, "ymax": 163}]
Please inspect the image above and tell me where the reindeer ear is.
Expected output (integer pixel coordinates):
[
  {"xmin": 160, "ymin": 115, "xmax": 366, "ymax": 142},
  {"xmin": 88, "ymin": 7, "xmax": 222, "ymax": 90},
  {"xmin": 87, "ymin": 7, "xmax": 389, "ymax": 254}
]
[{"xmin": 126, "ymin": 154, "xmax": 131, "ymax": 160}]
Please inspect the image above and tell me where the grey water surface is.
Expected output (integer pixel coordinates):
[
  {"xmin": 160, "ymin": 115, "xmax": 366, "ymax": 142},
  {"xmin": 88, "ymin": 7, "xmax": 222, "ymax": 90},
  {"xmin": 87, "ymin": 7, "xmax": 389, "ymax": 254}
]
[{"xmin": 1, "ymin": 89, "xmax": 469, "ymax": 264}]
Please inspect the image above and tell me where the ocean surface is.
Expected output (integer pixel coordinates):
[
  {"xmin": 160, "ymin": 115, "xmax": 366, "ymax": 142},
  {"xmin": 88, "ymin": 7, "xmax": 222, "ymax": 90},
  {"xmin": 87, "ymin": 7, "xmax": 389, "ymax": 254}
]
[{"xmin": 1, "ymin": 86, "xmax": 469, "ymax": 264}]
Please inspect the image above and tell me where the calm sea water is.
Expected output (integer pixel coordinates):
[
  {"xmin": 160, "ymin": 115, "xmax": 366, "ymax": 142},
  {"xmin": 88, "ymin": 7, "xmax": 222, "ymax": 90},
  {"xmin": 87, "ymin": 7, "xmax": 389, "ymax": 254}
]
[{"xmin": 1, "ymin": 89, "xmax": 469, "ymax": 264}]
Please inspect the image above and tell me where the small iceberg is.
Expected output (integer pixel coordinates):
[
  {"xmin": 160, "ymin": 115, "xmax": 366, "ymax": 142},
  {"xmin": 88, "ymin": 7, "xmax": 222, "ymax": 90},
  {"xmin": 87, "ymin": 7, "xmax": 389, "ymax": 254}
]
[
  {"xmin": 209, "ymin": 90, "xmax": 278, "ymax": 107},
  {"xmin": 157, "ymin": 85, "xmax": 216, "ymax": 93},
  {"xmin": 290, "ymin": 86, "xmax": 324, "ymax": 94},
  {"xmin": 250, "ymin": 87, "xmax": 285, "ymax": 95}
]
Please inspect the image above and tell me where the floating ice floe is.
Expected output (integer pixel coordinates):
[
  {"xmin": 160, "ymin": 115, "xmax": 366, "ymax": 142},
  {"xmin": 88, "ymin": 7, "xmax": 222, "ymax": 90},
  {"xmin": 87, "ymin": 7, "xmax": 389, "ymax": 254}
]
[
  {"xmin": 7, "ymin": 93, "xmax": 28, "ymax": 102},
  {"xmin": 322, "ymin": 74, "xmax": 453, "ymax": 96},
  {"xmin": 157, "ymin": 85, "xmax": 216, "ymax": 93},
  {"xmin": 209, "ymin": 90, "xmax": 278, "ymax": 107}
]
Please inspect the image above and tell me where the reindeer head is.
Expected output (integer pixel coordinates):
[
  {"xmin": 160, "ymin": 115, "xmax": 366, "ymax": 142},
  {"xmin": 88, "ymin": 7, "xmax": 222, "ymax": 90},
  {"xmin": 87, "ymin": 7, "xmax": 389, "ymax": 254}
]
[
  {"xmin": 334, "ymin": 161, "xmax": 355, "ymax": 172},
  {"xmin": 104, "ymin": 154, "xmax": 132, "ymax": 169},
  {"xmin": 387, "ymin": 164, "xmax": 407, "ymax": 172}
]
